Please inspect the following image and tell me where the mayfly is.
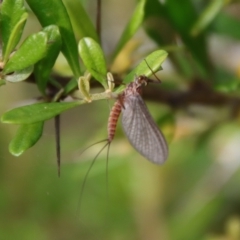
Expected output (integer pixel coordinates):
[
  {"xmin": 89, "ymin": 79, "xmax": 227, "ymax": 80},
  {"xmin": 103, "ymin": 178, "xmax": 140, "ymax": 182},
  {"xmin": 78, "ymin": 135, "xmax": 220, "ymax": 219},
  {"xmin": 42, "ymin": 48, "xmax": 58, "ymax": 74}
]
[
  {"xmin": 108, "ymin": 75, "xmax": 168, "ymax": 163},
  {"xmin": 81, "ymin": 74, "xmax": 168, "ymax": 167},
  {"xmin": 77, "ymin": 74, "xmax": 168, "ymax": 215}
]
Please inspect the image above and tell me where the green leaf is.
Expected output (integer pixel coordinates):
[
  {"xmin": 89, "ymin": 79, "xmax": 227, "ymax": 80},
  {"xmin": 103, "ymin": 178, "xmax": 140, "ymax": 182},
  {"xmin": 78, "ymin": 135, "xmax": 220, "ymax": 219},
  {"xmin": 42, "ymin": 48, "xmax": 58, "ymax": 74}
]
[
  {"xmin": 78, "ymin": 37, "xmax": 108, "ymax": 89},
  {"xmin": 34, "ymin": 25, "xmax": 62, "ymax": 94},
  {"xmin": 1, "ymin": 101, "xmax": 82, "ymax": 124},
  {"xmin": 63, "ymin": 0, "xmax": 99, "ymax": 42},
  {"xmin": 9, "ymin": 122, "xmax": 44, "ymax": 156},
  {"xmin": 0, "ymin": 0, "xmax": 27, "ymax": 61},
  {"xmin": 112, "ymin": 0, "xmax": 146, "ymax": 59},
  {"xmin": 4, "ymin": 65, "xmax": 33, "ymax": 82},
  {"xmin": 191, "ymin": 0, "xmax": 228, "ymax": 36},
  {"xmin": 212, "ymin": 12, "xmax": 240, "ymax": 40},
  {"xmin": 26, "ymin": 0, "xmax": 81, "ymax": 77},
  {"xmin": 119, "ymin": 50, "xmax": 168, "ymax": 91},
  {"xmin": 3, "ymin": 32, "xmax": 48, "ymax": 74},
  {"xmin": 3, "ymin": 13, "xmax": 28, "ymax": 63}
]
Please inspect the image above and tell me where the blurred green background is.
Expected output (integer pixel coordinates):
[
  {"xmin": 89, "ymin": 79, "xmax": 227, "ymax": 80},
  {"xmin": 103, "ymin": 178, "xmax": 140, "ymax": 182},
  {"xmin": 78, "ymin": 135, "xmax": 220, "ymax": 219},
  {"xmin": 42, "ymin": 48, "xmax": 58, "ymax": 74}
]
[{"xmin": 1, "ymin": 0, "xmax": 240, "ymax": 239}]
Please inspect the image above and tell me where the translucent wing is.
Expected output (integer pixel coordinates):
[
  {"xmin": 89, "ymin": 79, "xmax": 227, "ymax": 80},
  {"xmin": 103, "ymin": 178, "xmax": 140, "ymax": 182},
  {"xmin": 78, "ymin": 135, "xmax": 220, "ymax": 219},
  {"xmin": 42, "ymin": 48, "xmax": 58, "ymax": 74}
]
[{"xmin": 121, "ymin": 94, "xmax": 168, "ymax": 164}]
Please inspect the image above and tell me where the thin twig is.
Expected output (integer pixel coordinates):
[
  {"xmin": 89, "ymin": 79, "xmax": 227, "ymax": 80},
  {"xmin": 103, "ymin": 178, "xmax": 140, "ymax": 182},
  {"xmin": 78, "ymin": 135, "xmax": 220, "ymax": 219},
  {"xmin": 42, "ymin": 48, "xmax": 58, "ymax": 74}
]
[
  {"xmin": 26, "ymin": 73, "xmax": 240, "ymax": 113},
  {"xmin": 55, "ymin": 115, "xmax": 61, "ymax": 177},
  {"xmin": 96, "ymin": 0, "xmax": 102, "ymax": 42}
]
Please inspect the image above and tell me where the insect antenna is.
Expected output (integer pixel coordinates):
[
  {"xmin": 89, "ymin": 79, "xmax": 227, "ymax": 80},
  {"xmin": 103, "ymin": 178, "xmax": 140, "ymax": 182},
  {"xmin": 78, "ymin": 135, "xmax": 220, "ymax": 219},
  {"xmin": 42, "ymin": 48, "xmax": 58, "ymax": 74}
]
[
  {"xmin": 144, "ymin": 59, "xmax": 162, "ymax": 83},
  {"xmin": 77, "ymin": 97, "xmax": 122, "ymax": 218},
  {"xmin": 105, "ymin": 141, "xmax": 111, "ymax": 218},
  {"xmin": 77, "ymin": 139, "xmax": 111, "ymax": 218}
]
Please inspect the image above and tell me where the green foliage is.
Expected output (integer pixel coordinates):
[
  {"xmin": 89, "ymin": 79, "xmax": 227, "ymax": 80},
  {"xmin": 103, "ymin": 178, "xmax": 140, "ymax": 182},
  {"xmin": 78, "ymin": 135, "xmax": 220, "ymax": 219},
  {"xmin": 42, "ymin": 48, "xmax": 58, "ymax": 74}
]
[
  {"xmin": 122, "ymin": 50, "xmax": 168, "ymax": 84},
  {"xmin": 1, "ymin": 102, "xmax": 81, "ymax": 124},
  {"xmin": 4, "ymin": 66, "xmax": 33, "ymax": 83},
  {"xmin": 0, "ymin": 0, "xmax": 27, "ymax": 62},
  {"xmin": 0, "ymin": 0, "xmax": 240, "ymax": 239},
  {"xmin": 9, "ymin": 122, "xmax": 44, "ymax": 156},
  {"xmin": 78, "ymin": 38, "xmax": 108, "ymax": 89},
  {"xmin": 3, "ymin": 31, "xmax": 48, "ymax": 74},
  {"xmin": 191, "ymin": 0, "xmax": 229, "ymax": 36},
  {"xmin": 26, "ymin": 0, "xmax": 82, "ymax": 77},
  {"xmin": 63, "ymin": 0, "xmax": 99, "ymax": 42},
  {"xmin": 212, "ymin": 12, "xmax": 240, "ymax": 39}
]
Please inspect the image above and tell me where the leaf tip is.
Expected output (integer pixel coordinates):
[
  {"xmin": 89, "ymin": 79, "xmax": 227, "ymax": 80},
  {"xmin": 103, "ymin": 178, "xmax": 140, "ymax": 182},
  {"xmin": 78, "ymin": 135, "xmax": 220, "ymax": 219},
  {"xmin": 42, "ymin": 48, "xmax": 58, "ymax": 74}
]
[{"xmin": 9, "ymin": 148, "xmax": 24, "ymax": 157}]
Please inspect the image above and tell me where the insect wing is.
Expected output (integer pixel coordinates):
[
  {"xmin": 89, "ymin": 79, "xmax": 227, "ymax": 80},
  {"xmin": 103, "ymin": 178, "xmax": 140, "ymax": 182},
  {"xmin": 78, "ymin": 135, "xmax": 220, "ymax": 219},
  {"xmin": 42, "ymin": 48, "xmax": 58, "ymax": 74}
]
[{"xmin": 121, "ymin": 94, "xmax": 168, "ymax": 164}]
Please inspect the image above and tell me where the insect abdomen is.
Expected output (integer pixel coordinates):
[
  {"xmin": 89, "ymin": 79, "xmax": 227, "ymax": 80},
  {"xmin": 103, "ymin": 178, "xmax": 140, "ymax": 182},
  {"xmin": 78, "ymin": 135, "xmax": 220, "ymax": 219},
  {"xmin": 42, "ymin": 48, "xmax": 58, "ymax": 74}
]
[{"xmin": 108, "ymin": 100, "xmax": 122, "ymax": 142}]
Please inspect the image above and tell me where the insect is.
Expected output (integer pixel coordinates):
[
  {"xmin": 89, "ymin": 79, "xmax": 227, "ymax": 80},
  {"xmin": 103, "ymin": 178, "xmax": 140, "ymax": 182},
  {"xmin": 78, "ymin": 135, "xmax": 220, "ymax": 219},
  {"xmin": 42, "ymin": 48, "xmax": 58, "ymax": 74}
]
[
  {"xmin": 77, "ymin": 74, "xmax": 168, "ymax": 215},
  {"xmin": 108, "ymin": 74, "xmax": 168, "ymax": 163},
  {"xmin": 80, "ymin": 74, "xmax": 168, "ymax": 167}
]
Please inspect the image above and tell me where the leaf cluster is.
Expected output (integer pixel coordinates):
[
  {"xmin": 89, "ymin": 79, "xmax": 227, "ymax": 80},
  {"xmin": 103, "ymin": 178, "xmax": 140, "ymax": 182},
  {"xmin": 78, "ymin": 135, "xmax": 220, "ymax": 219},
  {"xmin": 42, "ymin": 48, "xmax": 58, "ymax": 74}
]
[{"xmin": 0, "ymin": 0, "xmax": 167, "ymax": 156}]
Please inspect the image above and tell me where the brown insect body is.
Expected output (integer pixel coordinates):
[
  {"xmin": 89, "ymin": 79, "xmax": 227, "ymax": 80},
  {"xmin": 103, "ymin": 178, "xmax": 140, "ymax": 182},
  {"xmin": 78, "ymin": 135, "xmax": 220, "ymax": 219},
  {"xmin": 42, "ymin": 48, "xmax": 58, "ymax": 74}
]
[
  {"xmin": 108, "ymin": 75, "xmax": 148, "ymax": 143},
  {"xmin": 107, "ymin": 100, "xmax": 122, "ymax": 142},
  {"xmin": 107, "ymin": 75, "xmax": 149, "ymax": 143}
]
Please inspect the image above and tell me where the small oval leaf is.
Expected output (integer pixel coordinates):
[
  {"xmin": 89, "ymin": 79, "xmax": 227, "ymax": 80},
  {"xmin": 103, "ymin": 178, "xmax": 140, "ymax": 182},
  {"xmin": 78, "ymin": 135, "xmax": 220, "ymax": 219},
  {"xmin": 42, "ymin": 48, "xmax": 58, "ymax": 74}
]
[
  {"xmin": 115, "ymin": 50, "xmax": 168, "ymax": 93},
  {"xmin": 123, "ymin": 50, "xmax": 168, "ymax": 82},
  {"xmin": 79, "ymin": 38, "xmax": 108, "ymax": 89},
  {"xmin": 3, "ymin": 32, "xmax": 48, "ymax": 74},
  {"xmin": 1, "ymin": 101, "xmax": 82, "ymax": 124},
  {"xmin": 9, "ymin": 122, "xmax": 44, "ymax": 156}
]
